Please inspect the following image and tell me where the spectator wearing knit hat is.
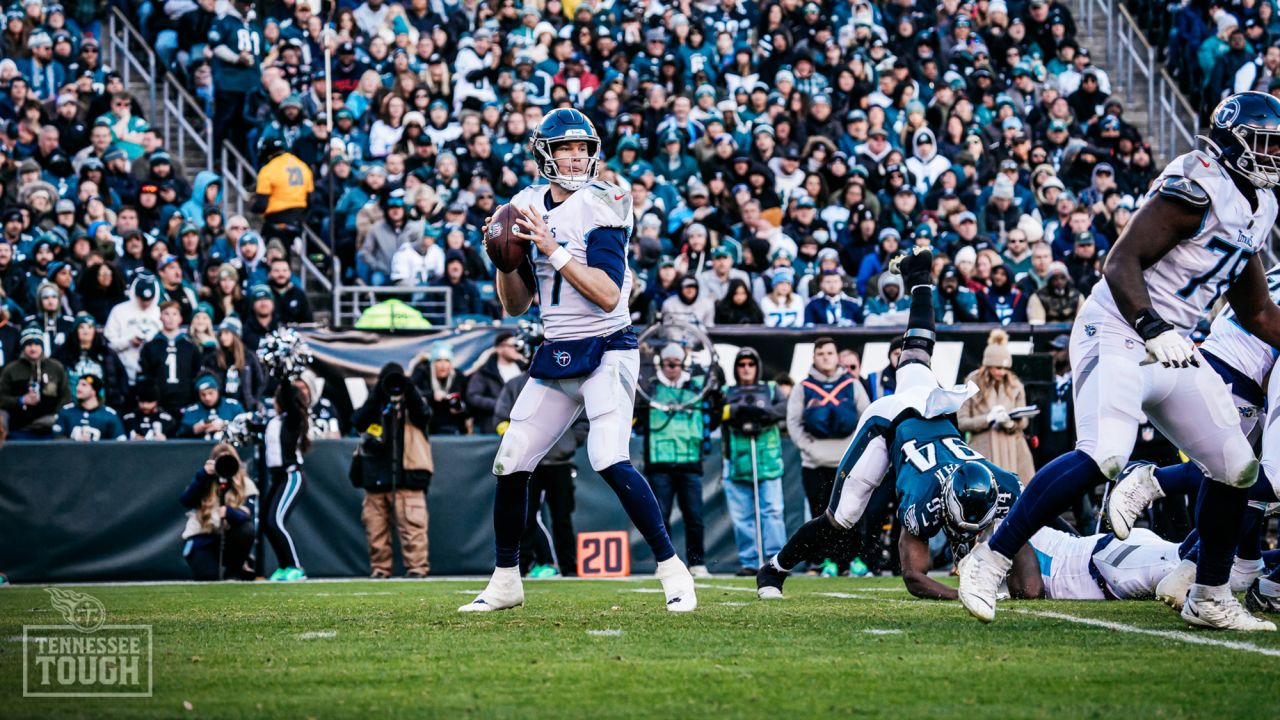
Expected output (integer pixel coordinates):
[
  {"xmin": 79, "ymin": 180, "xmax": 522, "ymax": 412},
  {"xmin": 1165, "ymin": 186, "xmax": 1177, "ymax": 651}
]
[
  {"xmin": 0, "ymin": 325, "xmax": 70, "ymax": 438},
  {"xmin": 53, "ymin": 372, "xmax": 125, "ymax": 441}
]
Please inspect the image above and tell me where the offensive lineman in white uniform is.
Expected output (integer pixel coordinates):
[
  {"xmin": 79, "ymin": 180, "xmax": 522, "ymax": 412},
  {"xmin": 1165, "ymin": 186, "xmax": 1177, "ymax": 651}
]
[
  {"xmin": 1105, "ymin": 265, "xmax": 1280, "ymax": 607},
  {"xmin": 459, "ymin": 108, "xmax": 697, "ymax": 613},
  {"xmin": 1028, "ymin": 527, "xmax": 1184, "ymax": 601},
  {"xmin": 960, "ymin": 92, "xmax": 1280, "ymax": 631}
]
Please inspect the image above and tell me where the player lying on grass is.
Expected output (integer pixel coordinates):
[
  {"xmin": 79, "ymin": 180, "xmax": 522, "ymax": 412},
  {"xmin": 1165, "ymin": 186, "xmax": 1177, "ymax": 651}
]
[
  {"xmin": 1027, "ymin": 527, "xmax": 1184, "ymax": 601},
  {"xmin": 756, "ymin": 248, "xmax": 1042, "ymax": 601}
]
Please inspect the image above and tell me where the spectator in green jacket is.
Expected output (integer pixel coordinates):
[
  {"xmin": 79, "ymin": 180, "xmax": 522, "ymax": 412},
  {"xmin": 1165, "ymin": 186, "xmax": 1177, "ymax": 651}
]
[{"xmin": 721, "ymin": 347, "xmax": 788, "ymax": 575}]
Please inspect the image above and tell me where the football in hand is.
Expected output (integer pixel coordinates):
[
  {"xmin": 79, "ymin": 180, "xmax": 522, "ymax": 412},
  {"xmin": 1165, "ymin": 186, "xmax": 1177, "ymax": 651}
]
[{"xmin": 484, "ymin": 204, "xmax": 530, "ymax": 274}]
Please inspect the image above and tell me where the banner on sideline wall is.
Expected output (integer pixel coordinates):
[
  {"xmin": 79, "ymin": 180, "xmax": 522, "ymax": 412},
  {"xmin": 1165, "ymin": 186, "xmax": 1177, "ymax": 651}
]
[
  {"xmin": 0, "ymin": 438, "xmax": 810, "ymax": 583},
  {"xmin": 300, "ymin": 323, "xmax": 1072, "ymax": 422}
]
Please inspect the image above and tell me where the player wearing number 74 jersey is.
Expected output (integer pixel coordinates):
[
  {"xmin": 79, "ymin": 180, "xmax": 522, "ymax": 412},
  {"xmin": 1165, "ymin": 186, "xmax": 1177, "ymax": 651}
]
[
  {"xmin": 459, "ymin": 108, "xmax": 697, "ymax": 613},
  {"xmin": 960, "ymin": 91, "xmax": 1280, "ymax": 631}
]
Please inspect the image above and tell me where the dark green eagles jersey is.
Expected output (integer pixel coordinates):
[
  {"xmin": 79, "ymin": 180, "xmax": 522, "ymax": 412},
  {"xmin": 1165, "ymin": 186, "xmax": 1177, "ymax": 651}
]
[
  {"xmin": 891, "ymin": 416, "xmax": 1021, "ymax": 543},
  {"xmin": 54, "ymin": 403, "xmax": 126, "ymax": 441},
  {"xmin": 209, "ymin": 15, "xmax": 263, "ymax": 93}
]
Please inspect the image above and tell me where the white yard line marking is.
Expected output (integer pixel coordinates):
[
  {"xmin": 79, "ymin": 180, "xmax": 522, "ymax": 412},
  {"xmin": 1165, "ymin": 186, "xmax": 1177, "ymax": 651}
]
[
  {"xmin": 5, "ymin": 575, "xmax": 679, "ymax": 588},
  {"xmin": 719, "ymin": 601, "xmax": 749, "ymax": 607},
  {"xmin": 297, "ymin": 630, "xmax": 337, "ymax": 640},
  {"xmin": 586, "ymin": 629, "xmax": 623, "ymax": 637},
  {"xmin": 622, "ymin": 588, "xmax": 665, "ymax": 593},
  {"xmin": 313, "ymin": 592, "xmax": 395, "ymax": 597},
  {"xmin": 862, "ymin": 629, "xmax": 903, "ymax": 635},
  {"xmin": 1011, "ymin": 608, "xmax": 1280, "ymax": 658},
  {"xmin": 695, "ymin": 583, "xmax": 757, "ymax": 593}
]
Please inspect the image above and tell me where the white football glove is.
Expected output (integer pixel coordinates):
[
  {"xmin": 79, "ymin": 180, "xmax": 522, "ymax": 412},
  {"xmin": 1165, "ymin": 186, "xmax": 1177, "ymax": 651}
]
[{"xmin": 1144, "ymin": 329, "xmax": 1199, "ymax": 368}]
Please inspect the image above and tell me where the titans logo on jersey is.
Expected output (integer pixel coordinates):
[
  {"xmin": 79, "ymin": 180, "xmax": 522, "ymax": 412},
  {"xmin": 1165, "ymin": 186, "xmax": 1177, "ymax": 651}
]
[{"xmin": 508, "ymin": 179, "xmax": 635, "ymax": 340}]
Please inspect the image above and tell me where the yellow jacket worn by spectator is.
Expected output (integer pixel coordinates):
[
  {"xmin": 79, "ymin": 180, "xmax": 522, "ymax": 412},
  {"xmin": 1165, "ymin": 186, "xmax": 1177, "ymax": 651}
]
[{"xmin": 254, "ymin": 140, "xmax": 313, "ymax": 223}]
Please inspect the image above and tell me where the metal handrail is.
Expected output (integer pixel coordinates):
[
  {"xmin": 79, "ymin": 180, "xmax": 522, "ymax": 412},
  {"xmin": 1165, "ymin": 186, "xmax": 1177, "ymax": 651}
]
[
  {"xmin": 105, "ymin": 7, "xmax": 338, "ymax": 317},
  {"xmin": 334, "ymin": 286, "xmax": 454, "ymax": 328},
  {"xmin": 1075, "ymin": 0, "xmax": 1198, "ymax": 164},
  {"xmin": 1079, "ymin": 0, "xmax": 1276, "ymax": 256},
  {"xmin": 105, "ymin": 11, "xmax": 157, "ymax": 124},
  {"xmin": 162, "ymin": 81, "xmax": 213, "ymax": 172},
  {"xmin": 106, "ymin": 8, "xmax": 213, "ymax": 172}
]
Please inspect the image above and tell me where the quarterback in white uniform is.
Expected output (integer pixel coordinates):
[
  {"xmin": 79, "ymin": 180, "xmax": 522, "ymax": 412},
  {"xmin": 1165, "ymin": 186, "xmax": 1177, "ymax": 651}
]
[
  {"xmin": 961, "ymin": 92, "xmax": 1280, "ymax": 631},
  {"xmin": 459, "ymin": 108, "xmax": 697, "ymax": 614}
]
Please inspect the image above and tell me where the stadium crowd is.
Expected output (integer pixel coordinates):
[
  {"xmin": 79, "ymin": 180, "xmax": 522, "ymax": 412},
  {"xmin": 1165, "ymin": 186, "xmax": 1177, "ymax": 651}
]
[
  {"xmin": 0, "ymin": 0, "xmax": 1150, "ymax": 447},
  {"xmin": 1141, "ymin": 0, "xmax": 1280, "ymax": 117}
]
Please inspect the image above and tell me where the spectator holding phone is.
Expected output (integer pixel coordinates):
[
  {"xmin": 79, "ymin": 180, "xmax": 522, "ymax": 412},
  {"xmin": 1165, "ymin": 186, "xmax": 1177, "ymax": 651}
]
[{"xmin": 0, "ymin": 326, "xmax": 70, "ymax": 438}]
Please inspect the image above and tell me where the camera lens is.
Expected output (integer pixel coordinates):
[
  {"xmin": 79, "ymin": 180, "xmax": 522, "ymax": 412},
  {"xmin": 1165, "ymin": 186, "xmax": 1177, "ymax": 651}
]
[
  {"xmin": 383, "ymin": 371, "xmax": 407, "ymax": 396},
  {"xmin": 214, "ymin": 455, "xmax": 240, "ymax": 478}
]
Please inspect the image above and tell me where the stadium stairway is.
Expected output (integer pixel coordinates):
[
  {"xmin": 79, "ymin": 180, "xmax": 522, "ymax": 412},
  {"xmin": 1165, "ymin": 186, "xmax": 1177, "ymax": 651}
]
[{"xmin": 104, "ymin": 8, "xmax": 336, "ymax": 324}]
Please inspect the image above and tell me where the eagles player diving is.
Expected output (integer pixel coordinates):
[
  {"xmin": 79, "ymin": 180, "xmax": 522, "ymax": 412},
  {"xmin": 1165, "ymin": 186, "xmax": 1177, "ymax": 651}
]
[
  {"xmin": 459, "ymin": 109, "xmax": 697, "ymax": 613},
  {"xmin": 756, "ymin": 248, "xmax": 1043, "ymax": 602},
  {"xmin": 960, "ymin": 91, "xmax": 1280, "ymax": 631}
]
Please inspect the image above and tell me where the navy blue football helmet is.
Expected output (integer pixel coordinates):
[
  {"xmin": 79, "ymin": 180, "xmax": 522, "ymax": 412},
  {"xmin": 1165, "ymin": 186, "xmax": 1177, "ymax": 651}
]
[
  {"xmin": 1204, "ymin": 91, "xmax": 1280, "ymax": 189},
  {"xmin": 940, "ymin": 462, "xmax": 1000, "ymax": 536},
  {"xmin": 530, "ymin": 108, "xmax": 601, "ymax": 191}
]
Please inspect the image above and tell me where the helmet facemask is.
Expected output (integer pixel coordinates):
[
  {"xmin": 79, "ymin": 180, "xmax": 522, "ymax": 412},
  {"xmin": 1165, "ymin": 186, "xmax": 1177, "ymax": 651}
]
[
  {"xmin": 940, "ymin": 462, "xmax": 999, "ymax": 536},
  {"xmin": 1229, "ymin": 125, "xmax": 1280, "ymax": 188},
  {"xmin": 532, "ymin": 134, "xmax": 600, "ymax": 191}
]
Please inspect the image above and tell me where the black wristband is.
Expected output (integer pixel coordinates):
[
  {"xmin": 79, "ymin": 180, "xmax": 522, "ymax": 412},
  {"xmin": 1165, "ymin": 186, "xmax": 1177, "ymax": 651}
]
[{"xmin": 1133, "ymin": 308, "xmax": 1175, "ymax": 341}]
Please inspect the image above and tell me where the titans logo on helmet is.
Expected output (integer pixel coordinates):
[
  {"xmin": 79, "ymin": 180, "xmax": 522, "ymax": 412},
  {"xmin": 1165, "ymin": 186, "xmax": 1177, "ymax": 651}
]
[{"xmin": 1215, "ymin": 97, "xmax": 1242, "ymax": 128}]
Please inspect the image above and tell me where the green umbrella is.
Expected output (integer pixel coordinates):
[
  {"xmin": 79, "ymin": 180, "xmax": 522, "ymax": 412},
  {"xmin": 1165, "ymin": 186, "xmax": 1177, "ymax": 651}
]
[{"xmin": 354, "ymin": 298, "xmax": 434, "ymax": 330}]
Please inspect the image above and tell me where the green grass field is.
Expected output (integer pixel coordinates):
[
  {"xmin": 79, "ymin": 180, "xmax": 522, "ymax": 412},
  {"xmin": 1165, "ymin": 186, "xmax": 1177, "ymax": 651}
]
[{"xmin": 3, "ymin": 576, "xmax": 1280, "ymax": 718}]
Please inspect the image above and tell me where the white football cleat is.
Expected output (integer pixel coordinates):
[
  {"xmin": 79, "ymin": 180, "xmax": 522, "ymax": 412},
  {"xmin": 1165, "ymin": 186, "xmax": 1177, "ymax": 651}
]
[
  {"xmin": 1156, "ymin": 559, "xmax": 1197, "ymax": 611},
  {"xmin": 1230, "ymin": 557, "xmax": 1266, "ymax": 593},
  {"xmin": 957, "ymin": 542, "xmax": 1012, "ymax": 623},
  {"xmin": 689, "ymin": 564, "xmax": 712, "ymax": 578},
  {"xmin": 1106, "ymin": 462, "xmax": 1164, "ymax": 540},
  {"xmin": 458, "ymin": 567, "xmax": 524, "ymax": 613},
  {"xmin": 1182, "ymin": 583, "xmax": 1276, "ymax": 631},
  {"xmin": 656, "ymin": 557, "xmax": 698, "ymax": 612}
]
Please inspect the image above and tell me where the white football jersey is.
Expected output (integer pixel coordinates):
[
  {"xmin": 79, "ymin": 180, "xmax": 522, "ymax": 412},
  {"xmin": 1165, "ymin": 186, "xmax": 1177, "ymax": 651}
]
[
  {"xmin": 1028, "ymin": 527, "xmax": 1107, "ymax": 601},
  {"xmin": 508, "ymin": 180, "xmax": 634, "ymax": 341},
  {"xmin": 1200, "ymin": 264, "xmax": 1280, "ymax": 389},
  {"xmin": 1090, "ymin": 150, "xmax": 1277, "ymax": 335}
]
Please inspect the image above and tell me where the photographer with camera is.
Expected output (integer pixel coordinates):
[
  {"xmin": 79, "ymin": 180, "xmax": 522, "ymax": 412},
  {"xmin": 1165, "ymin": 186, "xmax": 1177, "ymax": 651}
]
[
  {"xmin": 179, "ymin": 444, "xmax": 259, "ymax": 581},
  {"xmin": 721, "ymin": 348, "xmax": 789, "ymax": 576},
  {"xmin": 352, "ymin": 362, "xmax": 433, "ymax": 578}
]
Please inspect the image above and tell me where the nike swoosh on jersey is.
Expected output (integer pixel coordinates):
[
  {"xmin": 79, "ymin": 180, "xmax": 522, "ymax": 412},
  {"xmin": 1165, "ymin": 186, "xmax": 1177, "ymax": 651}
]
[
  {"xmin": 1200, "ymin": 158, "xmax": 1210, "ymax": 167},
  {"xmin": 614, "ymin": 194, "xmax": 625, "ymax": 200}
]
